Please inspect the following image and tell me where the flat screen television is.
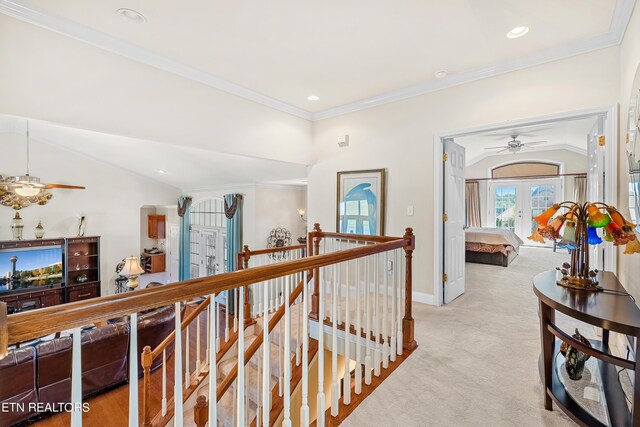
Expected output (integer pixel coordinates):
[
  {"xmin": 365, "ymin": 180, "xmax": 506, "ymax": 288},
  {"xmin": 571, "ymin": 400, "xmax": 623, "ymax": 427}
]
[{"xmin": 0, "ymin": 246, "xmax": 63, "ymax": 291}]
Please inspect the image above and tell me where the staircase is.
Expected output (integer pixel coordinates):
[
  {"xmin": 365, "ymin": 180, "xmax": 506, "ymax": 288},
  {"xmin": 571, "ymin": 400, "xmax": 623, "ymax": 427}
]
[{"xmin": 0, "ymin": 223, "xmax": 416, "ymax": 427}]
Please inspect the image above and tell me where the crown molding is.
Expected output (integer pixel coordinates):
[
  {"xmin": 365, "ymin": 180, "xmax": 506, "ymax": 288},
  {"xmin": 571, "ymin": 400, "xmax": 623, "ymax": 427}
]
[
  {"xmin": 0, "ymin": 0, "xmax": 635, "ymax": 122},
  {"xmin": 0, "ymin": 0, "xmax": 313, "ymax": 121},
  {"xmin": 313, "ymin": 0, "xmax": 635, "ymax": 120}
]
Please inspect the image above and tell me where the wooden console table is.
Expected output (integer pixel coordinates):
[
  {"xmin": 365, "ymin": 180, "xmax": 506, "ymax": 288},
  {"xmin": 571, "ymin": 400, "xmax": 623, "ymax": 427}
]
[{"xmin": 534, "ymin": 270, "xmax": 640, "ymax": 427}]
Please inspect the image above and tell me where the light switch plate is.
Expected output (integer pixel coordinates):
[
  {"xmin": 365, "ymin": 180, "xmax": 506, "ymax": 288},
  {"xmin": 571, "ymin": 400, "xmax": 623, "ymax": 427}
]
[{"xmin": 407, "ymin": 205, "xmax": 414, "ymax": 216}]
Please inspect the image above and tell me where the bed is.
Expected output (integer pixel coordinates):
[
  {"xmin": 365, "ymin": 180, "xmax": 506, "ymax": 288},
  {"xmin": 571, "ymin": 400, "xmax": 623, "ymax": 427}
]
[{"xmin": 465, "ymin": 227, "xmax": 524, "ymax": 267}]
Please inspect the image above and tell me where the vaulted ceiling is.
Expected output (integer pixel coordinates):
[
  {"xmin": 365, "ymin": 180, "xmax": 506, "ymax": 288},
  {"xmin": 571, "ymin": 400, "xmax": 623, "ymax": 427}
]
[{"xmin": 1, "ymin": 0, "xmax": 633, "ymax": 120}]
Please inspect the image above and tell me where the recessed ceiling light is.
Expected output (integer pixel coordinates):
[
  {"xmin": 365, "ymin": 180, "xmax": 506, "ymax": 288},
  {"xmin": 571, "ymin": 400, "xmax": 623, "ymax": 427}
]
[
  {"xmin": 507, "ymin": 26, "xmax": 530, "ymax": 39},
  {"xmin": 116, "ymin": 8, "xmax": 146, "ymax": 24},
  {"xmin": 434, "ymin": 70, "xmax": 448, "ymax": 79},
  {"xmin": 307, "ymin": 95, "xmax": 320, "ymax": 101},
  {"xmin": 158, "ymin": 170, "xmax": 166, "ymax": 174}
]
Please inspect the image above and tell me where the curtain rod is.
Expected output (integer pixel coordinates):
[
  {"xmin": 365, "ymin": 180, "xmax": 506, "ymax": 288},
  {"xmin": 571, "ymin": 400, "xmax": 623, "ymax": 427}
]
[{"xmin": 466, "ymin": 172, "xmax": 587, "ymax": 182}]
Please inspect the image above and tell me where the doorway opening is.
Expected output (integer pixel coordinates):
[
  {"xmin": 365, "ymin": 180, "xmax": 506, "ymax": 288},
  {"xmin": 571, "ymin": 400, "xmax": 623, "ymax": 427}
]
[
  {"xmin": 434, "ymin": 106, "xmax": 618, "ymax": 306},
  {"xmin": 189, "ymin": 197, "xmax": 227, "ymax": 280}
]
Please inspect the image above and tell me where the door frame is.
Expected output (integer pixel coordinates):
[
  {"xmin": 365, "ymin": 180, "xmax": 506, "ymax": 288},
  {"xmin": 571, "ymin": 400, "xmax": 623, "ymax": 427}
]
[{"xmin": 432, "ymin": 105, "xmax": 618, "ymax": 306}]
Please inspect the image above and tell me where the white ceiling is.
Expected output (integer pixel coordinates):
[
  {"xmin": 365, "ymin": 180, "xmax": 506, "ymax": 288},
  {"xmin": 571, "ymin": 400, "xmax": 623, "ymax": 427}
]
[
  {"xmin": 0, "ymin": 116, "xmax": 308, "ymax": 191},
  {"xmin": 456, "ymin": 116, "xmax": 597, "ymax": 165},
  {"xmin": 1, "ymin": 0, "xmax": 631, "ymax": 119}
]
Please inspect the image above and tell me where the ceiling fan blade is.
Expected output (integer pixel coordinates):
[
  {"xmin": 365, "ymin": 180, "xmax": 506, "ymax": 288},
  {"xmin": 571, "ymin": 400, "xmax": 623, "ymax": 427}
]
[
  {"xmin": 496, "ymin": 148, "xmax": 510, "ymax": 154},
  {"xmin": 523, "ymin": 141, "xmax": 547, "ymax": 146},
  {"xmin": 44, "ymin": 184, "xmax": 86, "ymax": 190},
  {"xmin": 484, "ymin": 146, "xmax": 508, "ymax": 150}
]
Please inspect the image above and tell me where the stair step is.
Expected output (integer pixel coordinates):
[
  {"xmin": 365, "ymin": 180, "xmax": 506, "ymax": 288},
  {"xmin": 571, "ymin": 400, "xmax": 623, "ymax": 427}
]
[
  {"xmin": 219, "ymin": 361, "xmax": 277, "ymax": 403},
  {"xmin": 247, "ymin": 341, "xmax": 296, "ymax": 378},
  {"xmin": 217, "ymin": 386, "xmax": 258, "ymax": 427}
]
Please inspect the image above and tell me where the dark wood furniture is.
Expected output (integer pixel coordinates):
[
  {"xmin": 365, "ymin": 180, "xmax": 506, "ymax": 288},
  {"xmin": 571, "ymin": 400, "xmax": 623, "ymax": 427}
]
[
  {"xmin": 465, "ymin": 249, "xmax": 518, "ymax": 267},
  {"xmin": 147, "ymin": 214, "xmax": 166, "ymax": 239},
  {"xmin": 65, "ymin": 236, "xmax": 101, "ymax": 303},
  {"xmin": 0, "ymin": 237, "xmax": 101, "ymax": 312},
  {"xmin": 141, "ymin": 252, "xmax": 166, "ymax": 274},
  {"xmin": 534, "ymin": 269, "xmax": 640, "ymax": 427}
]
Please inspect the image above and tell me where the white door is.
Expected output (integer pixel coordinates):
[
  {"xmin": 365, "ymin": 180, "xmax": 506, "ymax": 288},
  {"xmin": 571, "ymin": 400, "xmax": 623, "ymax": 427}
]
[
  {"xmin": 201, "ymin": 230, "xmax": 218, "ymax": 278},
  {"xmin": 443, "ymin": 139, "xmax": 466, "ymax": 304},
  {"xmin": 168, "ymin": 224, "xmax": 179, "ymax": 282},
  {"xmin": 587, "ymin": 116, "xmax": 605, "ymax": 270}
]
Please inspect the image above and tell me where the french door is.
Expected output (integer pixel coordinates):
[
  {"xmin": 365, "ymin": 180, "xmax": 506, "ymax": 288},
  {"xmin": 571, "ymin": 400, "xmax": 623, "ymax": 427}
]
[
  {"xmin": 488, "ymin": 179, "xmax": 562, "ymax": 246},
  {"xmin": 190, "ymin": 226, "xmax": 227, "ymax": 279}
]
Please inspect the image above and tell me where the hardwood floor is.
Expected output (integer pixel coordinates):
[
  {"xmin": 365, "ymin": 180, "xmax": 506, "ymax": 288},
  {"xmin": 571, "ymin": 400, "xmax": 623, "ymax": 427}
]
[{"xmin": 32, "ymin": 302, "xmax": 224, "ymax": 427}]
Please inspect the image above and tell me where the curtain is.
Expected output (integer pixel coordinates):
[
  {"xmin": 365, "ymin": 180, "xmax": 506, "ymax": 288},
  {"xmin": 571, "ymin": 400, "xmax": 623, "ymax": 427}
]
[
  {"xmin": 465, "ymin": 181, "xmax": 482, "ymax": 227},
  {"xmin": 178, "ymin": 196, "xmax": 192, "ymax": 281},
  {"xmin": 224, "ymin": 194, "xmax": 243, "ymax": 272},
  {"xmin": 574, "ymin": 176, "xmax": 587, "ymax": 204}
]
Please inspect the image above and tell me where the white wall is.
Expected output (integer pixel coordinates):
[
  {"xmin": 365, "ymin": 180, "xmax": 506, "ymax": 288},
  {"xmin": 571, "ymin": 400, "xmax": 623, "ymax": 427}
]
[
  {"xmin": 0, "ymin": 133, "xmax": 180, "ymax": 295},
  {"xmin": 0, "ymin": 15, "xmax": 312, "ymax": 165},
  {"xmin": 309, "ymin": 47, "xmax": 620, "ymax": 299},
  {"xmin": 254, "ymin": 186, "xmax": 307, "ymax": 247},
  {"xmin": 189, "ymin": 185, "xmax": 308, "ymax": 252},
  {"xmin": 617, "ymin": 3, "xmax": 640, "ymax": 301},
  {"xmin": 466, "ymin": 149, "xmax": 587, "ymax": 226}
]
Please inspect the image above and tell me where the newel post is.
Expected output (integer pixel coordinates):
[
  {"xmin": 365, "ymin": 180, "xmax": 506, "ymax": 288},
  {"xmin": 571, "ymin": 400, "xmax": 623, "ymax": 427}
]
[
  {"xmin": 193, "ymin": 395, "xmax": 209, "ymax": 427},
  {"xmin": 239, "ymin": 245, "xmax": 255, "ymax": 326},
  {"xmin": 0, "ymin": 302, "xmax": 7, "ymax": 360},
  {"xmin": 309, "ymin": 223, "xmax": 323, "ymax": 320},
  {"xmin": 141, "ymin": 346, "xmax": 153, "ymax": 426},
  {"xmin": 402, "ymin": 228, "xmax": 417, "ymax": 351}
]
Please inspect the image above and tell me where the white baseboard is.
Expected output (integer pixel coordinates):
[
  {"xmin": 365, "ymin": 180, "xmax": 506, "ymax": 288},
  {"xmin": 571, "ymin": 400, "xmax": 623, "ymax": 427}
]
[{"xmin": 412, "ymin": 291, "xmax": 435, "ymax": 305}]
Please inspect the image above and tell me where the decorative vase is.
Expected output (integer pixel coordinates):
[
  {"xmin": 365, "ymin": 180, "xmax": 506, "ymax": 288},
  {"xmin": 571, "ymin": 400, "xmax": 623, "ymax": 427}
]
[
  {"xmin": 77, "ymin": 274, "xmax": 88, "ymax": 284},
  {"xmin": 561, "ymin": 328, "xmax": 592, "ymax": 380},
  {"xmin": 34, "ymin": 221, "xmax": 45, "ymax": 239},
  {"xmin": 11, "ymin": 213, "xmax": 24, "ymax": 240},
  {"xmin": 77, "ymin": 215, "xmax": 86, "ymax": 237}
]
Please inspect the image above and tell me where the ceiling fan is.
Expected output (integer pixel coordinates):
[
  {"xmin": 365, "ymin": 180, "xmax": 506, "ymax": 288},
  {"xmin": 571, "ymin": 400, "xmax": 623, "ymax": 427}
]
[
  {"xmin": 484, "ymin": 135, "xmax": 547, "ymax": 154},
  {"xmin": 0, "ymin": 121, "xmax": 85, "ymax": 210}
]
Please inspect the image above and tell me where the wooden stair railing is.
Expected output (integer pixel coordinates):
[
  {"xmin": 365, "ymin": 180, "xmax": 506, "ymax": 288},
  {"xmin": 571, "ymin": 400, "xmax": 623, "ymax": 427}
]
[{"xmin": 1, "ymin": 223, "xmax": 415, "ymax": 427}]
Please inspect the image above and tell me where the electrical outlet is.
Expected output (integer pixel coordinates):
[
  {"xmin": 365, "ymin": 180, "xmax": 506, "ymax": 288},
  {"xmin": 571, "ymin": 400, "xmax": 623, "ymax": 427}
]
[{"xmin": 407, "ymin": 205, "xmax": 414, "ymax": 216}]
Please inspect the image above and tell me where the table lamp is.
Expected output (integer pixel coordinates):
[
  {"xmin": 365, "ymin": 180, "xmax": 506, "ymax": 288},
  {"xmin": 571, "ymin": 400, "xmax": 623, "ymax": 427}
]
[{"xmin": 120, "ymin": 256, "xmax": 145, "ymax": 289}]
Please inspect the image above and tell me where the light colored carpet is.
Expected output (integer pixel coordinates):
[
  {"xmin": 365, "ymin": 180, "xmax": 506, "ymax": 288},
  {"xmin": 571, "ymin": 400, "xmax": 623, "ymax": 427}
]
[{"xmin": 342, "ymin": 247, "xmax": 577, "ymax": 427}]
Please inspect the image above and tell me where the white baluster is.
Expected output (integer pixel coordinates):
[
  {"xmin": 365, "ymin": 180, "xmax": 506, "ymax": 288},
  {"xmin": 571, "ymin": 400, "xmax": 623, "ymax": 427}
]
[
  {"xmin": 263, "ymin": 274, "xmax": 270, "ymax": 426},
  {"xmin": 174, "ymin": 303, "xmax": 184, "ymax": 427},
  {"xmin": 300, "ymin": 270, "xmax": 310, "ymax": 427},
  {"xmin": 364, "ymin": 255, "xmax": 372, "ymax": 386},
  {"xmin": 208, "ymin": 297, "xmax": 217, "ymax": 426},
  {"xmin": 344, "ymin": 255, "xmax": 351, "ymax": 405},
  {"xmin": 256, "ymin": 348, "xmax": 261, "ymax": 427},
  {"xmin": 216, "ymin": 296, "xmax": 221, "ymax": 352},
  {"xmin": 355, "ymin": 253, "xmax": 362, "ymax": 395},
  {"xmin": 225, "ymin": 290, "xmax": 230, "ymax": 343},
  {"xmin": 71, "ymin": 327, "xmax": 82, "ymax": 427},
  {"xmin": 336, "ymin": 242, "xmax": 342, "ymax": 326},
  {"xmin": 296, "ymin": 288, "xmax": 301, "ymax": 366},
  {"xmin": 237, "ymin": 287, "xmax": 245, "ymax": 425},
  {"xmin": 382, "ymin": 251, "xmax": 389, "ymax": 369},
  {"xmin": 128, "ymin": 312, "xmax": 139, "ymax": 427},
  {"xmin": 234, "ymin": 288, "xmax": 239, "ymax": 333},
  {"xmin": 185, "ymin": 325, "xmax": 190, "ymax": 389},
  {"xmin": 390, "ymin": 250, "xmax": 397, "ymax": 363},
  {"xmin": 161, "ymin": 349, "xmax": 167, "ymax": 416},
  {"xmin": 331, "ymin": 261, "xmax": 339, "ymax": 416},
  {"xmin": 283, "ymin": 274, "xmax": 292, "ymax": 427},
  {"xmin": 278, "ymin": 319, "xmax": 283, "ymax": 397},
  {"xmin": 317, "ymin": 267, "xmax": 326, "ymax": 427},
  {"xmin": 196, "ymin": 312, "xmax": 201, "ymax": 375},
  {"xmin": 373, "ymin": 254, "xmax": 381, "ymax": 377},
  {"xmin": 205, "ymin": 302, "xmax": 210, "ymax": 367},
  {"xmin": 397, "ymin": 249, "xmax": 404, "ymax": 356}
]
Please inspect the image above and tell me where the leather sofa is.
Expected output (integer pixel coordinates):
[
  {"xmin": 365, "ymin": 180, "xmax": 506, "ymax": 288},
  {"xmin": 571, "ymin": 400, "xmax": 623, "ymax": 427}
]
[
  {"xmin": 1, "ymin": 303, "xmax": 180, "ymax": 427},
  {"xmin": 0, "ymin": 347, "xmax": 38, "ymax": 427}
]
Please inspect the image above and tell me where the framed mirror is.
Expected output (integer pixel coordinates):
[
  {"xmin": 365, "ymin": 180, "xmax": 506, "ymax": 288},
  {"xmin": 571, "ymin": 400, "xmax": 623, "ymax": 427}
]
[{"xmin": 627, "ymin": 64, "xmax": 640, "ymax": 226}]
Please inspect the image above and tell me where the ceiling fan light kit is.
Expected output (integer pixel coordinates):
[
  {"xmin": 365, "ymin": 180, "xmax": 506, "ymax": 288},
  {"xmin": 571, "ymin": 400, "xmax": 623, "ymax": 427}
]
[{"xmin": 0, "ymin": 120, "xmax": 85, "ymax": 210}]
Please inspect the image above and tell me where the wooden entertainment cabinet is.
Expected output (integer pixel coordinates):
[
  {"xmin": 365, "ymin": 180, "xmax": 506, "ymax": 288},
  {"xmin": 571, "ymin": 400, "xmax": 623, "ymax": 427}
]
[{"xmin": 0, "ymin": 236, "xmax": 101, "ymax": 313}]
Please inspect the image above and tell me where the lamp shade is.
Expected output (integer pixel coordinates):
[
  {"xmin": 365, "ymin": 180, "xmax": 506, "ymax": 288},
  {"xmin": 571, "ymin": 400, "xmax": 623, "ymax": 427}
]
[
  {"xmin": 120, "ymin": 256, "xmax": 144, "ymax": 276},
  {"xmin": 587, "ymin": 226, "xmax": 603, "ymax": 245}
]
